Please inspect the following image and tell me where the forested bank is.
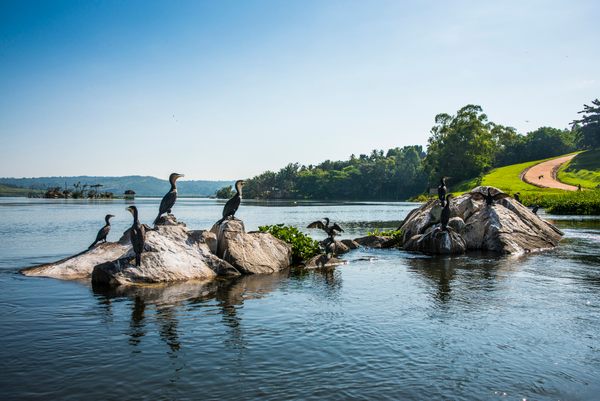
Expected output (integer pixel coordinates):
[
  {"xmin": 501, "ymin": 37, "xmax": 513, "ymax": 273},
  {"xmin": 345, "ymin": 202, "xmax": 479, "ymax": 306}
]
[{"xmin": 220, "ymin": 100, "xmax": 597, "ymax": 201}]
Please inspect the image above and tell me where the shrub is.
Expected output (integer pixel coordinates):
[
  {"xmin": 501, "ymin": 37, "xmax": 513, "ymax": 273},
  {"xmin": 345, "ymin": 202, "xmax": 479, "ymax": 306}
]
[
  {"xmin": 258, "ymin": 224, "xmax": 321, "ymax": 262},
  {"xmin": 366, "ymin": 228, "xmax": 403, "ymax": 242}
]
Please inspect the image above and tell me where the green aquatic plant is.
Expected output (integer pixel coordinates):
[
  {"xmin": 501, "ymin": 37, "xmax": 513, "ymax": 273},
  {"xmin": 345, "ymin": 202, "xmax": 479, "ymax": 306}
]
[
  {"xmin": 366, "ymin": 228, "xmax": 403, "ymax": 242},
  {"xmin": 258, "ymin": 224, "xmax": 321, "ymax": 262}
]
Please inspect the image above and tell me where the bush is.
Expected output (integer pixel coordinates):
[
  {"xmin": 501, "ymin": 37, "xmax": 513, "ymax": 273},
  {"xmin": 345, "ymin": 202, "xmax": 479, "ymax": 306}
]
[
  {"xmin": 520, "ymin": 190, "xmax": 600, "ymax": 215},
  {"xmin": 366, "ymin": 228, "xmax": 403, "ymax": 242},
  {"xmin": 258, "ymin": 224, "xmax": 321, "ymax": 262}
]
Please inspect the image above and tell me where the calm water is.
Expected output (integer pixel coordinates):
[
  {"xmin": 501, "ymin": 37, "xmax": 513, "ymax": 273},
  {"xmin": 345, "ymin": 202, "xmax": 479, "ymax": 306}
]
[{"xmin": 1, "ymin": 197, "xmax": 599, "ymax": 400}]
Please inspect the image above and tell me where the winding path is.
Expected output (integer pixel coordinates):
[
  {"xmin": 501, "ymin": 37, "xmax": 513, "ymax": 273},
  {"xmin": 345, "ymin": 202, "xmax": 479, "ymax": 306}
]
[{"xmin": 521, "ymin": 154, "xmax": 578, "ymax": 191}]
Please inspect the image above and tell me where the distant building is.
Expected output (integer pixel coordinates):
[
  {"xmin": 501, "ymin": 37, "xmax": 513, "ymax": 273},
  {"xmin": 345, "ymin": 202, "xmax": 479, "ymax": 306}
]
[{"xmin": 124, "ymin": 189, "xmax": 136, "ymax": 200}]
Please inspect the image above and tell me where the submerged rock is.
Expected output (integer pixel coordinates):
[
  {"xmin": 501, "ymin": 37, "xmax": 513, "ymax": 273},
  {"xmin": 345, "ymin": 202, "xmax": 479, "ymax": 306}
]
[
  {"xmin": 354, "ymin": 235, "xmax": 397, "ymax": 249},
  {"xmin": 304, "ymin": 254, "xmax": 347, "ymax": 269},
  {"xmin": 319, "ymin": 239, "xmax": 351, "ymax": 255},
  {"xmin": 212, "ymin": 219, "xmax": 292, "ymax": 274},
  {"xmin": 401, "ymin": 186, "xmax": 563, "ymax": 255},
  {"xmin": 341, "ymin": 239, "xmax": 360, "ymax": 250}
]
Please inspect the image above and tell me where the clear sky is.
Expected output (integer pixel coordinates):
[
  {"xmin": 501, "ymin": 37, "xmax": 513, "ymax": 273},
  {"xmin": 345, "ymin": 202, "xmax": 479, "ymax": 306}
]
[{"xmin": 1, "ymin": 0, "xmax": 598, "ymax": 180}]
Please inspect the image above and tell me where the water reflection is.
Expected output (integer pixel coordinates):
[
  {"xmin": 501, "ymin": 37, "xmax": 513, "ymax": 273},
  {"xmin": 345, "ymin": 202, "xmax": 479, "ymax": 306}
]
[
  {"xmin": 92, "ymin": 271, "xmax": 298, "ymax": 351},
  {"xmin": 404, "ymin": 252, "xmax": 528, "ymax": 306}
]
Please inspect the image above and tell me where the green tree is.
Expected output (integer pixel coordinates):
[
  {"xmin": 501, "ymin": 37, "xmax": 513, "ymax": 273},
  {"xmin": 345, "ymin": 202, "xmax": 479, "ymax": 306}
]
[
  {"xmin": 215, "ymin": 185, "xmax": 234, "ymax": 199},
  {"xmin": 573, "ymin": 99, "xmax": 600, "ymax": 149},
  {"xmin": 424, "ymin": 105, "xmax": 495, "ymax": 183}
]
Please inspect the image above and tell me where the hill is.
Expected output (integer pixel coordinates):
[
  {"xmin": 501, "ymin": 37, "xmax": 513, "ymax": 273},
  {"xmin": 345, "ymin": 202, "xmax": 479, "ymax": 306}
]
[
  {"xmin": 0, "ymin": 176, "xmax": 234, "ymax": 197},
  {"xmin": 557, "ymin": 149, "xmax": 600, "ymax": 189},
  {"xmin": 451, "ymin": 153, "xmax": 600, "ymax": 215},
  {"xmin": 0, "ymin": 184, "xmax": 44, "ymax": 197}
]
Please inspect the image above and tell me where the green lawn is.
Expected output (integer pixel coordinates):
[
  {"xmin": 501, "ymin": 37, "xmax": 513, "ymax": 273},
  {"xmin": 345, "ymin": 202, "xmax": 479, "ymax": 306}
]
[
  {"xmin": 452, "ymin": 157, "xmax": 564, "ymax": 196},
  {"xmin": 557, "ymin": 149, "xmax": 600, "ymax": 189},
  {"xmin": 449, "ymin": 152, "xmax": 600, "ymax": 214}
]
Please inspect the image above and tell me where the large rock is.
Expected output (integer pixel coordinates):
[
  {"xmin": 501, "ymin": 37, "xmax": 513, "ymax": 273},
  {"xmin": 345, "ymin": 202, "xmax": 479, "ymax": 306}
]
[
  {"xmin": 403, "ymin": 227, "xmax": 467, "ymax": 255},
  {"xmin": 401, "ymin": 186, "xmax": 563, "ymax": 255},
  {"xmin": 23, "ymin": 215, "xmax": 239, "ymax": 282},
  {"xmin": 212, "ymin": 219, "xmax": 292, "ymax": 274},
  {"xmin": 92, "ymin": 222, "xmax": 239, "ymax": 286}
]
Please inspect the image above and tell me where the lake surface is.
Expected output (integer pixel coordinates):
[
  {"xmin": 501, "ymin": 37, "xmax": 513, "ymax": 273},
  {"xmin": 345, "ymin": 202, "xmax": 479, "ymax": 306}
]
[{"xmin": 1, "ymin": 197, "xmax": 599, "ymax": 400}]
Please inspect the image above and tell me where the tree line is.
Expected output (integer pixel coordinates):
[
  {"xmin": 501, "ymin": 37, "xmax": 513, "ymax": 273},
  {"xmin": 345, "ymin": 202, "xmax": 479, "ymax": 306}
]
[{"xmin": 216, "ymin": 99, "xmax": 598, "ymax": 201}]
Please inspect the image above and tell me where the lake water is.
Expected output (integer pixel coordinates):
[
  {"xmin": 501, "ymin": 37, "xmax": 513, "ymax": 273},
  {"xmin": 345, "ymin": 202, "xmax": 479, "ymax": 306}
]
[{"xmin": 1, "ymin": 197, "xmax": 599, "ymax": 400}]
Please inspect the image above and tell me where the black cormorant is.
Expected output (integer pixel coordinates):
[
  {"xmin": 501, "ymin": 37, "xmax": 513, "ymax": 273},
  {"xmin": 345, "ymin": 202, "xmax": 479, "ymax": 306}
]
[
  {"xmin": 514, "ymin": 192, "xmax": 521, "ymax": 203},
  {"xmin": 470, "ymin": 187, "xmax": 509, "ymax": 206},
  {"xmin": 307, "ymin": 217, "xmax": 344, "ymax": 239},
  {"xmin": 89, "ymin": 214, "xmax": 115, "ymax": 249},
  {"xmin": 532, "ymin": 205, "xmax": 540, "ymax": 215},
  {"xmin": 154, "ymin": 173, "xmax": 184, "ymax": 225},
  {"xmin": 307, "ymin": 218, "xmax": 344, "ymax": 257},
  {"xmin": 438, "ymin": 177, "xmax": 447, "ymax": 206},
  {"xmin": 440, "ymin": 194, "xmax": 453, "ymax": 231},
  {"xmin": 127, "ymin": 206, "xmax": 146, "ymax": 267},
  {"xmin": 217, "ymin": 180, "xmax": 245, "ymax": 225}
]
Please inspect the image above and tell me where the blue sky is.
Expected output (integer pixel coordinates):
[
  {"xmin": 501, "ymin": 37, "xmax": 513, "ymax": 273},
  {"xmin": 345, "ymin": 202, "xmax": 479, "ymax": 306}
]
[{"xmin": 1, "ymin": 0, "xmax": 598, "ymax": 180}]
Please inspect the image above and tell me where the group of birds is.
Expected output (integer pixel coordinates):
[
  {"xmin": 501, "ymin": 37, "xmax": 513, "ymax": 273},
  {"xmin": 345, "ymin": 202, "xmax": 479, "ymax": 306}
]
[
  {"xmin": 88, "ymin": 173, "xmax": 543, "ymax": 265},
  {"xmin": 88, "ymin": 173, "xmax": 246, "ymax": 267},
  {"xmin": 436, "ymin": 177, "xmax": 539, "ymax": 232}
]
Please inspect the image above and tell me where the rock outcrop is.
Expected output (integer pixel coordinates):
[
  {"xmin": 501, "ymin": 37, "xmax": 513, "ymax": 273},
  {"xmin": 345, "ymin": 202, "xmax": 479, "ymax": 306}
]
[
  {"xmin": 22, "ymin": 215, "xmax": 293, "ymax": 285},
  {"xmin": 401, "ymin": 186, "xmax": 563, "ymax": 255},
  {"xmin": 211, "ymin": 219, "xmax": 292, "ymax": 274},
  {"xmin": 21, "ymin": 241, "xmax": 130, "ymax": 280}
]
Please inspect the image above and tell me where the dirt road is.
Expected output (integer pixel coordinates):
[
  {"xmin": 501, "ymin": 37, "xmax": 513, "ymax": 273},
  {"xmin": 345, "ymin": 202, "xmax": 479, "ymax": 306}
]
[{"xmin": 521, "ymin": 154, "xmax": 579, "ymax": 191}]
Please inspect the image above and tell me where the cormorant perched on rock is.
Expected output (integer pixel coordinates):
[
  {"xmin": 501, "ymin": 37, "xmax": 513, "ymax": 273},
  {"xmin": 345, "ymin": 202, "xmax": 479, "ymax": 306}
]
[
  {"xmin": 532, "ymin": 205, "xmax": 540, "ymax": 215},
  {"xmin": 88, "ymin": 214, "xmax": 115, "ymax": 249},
  {"xmin": 440, "ymin": 195, "xmax": 453, "ymax": 231},
  {"xmin": 307, "ymin": 218, "xmax": 344, "ymax": 257},
  {"xmin": 438, "ymin": 177, "xmax": 448, "ymax": 206},
  {"xmin": 307, "ymin": 217, "xmax": 344, "ymax": 239},
  {"xmin": 154, "ymin": 173, "xmax": 184, "ymax": 225},
  {"xmin": 470, "ymin": 187, "xmax": 509, "ymax": 206},
  {"xmin": 216, "ymin": 180, "xmax": 245, "ymax": 225},
  {"xmin": 127, "ymin": 206, "xmax": 146, "ymax": 267},
  {"xmin": 514, "ymin": 192, "xmax": 521, "ymax": 203}
]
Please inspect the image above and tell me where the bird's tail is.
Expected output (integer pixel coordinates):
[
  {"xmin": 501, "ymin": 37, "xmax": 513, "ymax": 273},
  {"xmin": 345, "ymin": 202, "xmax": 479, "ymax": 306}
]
[
  {"xmin": 88, "ymin": 241, "xmax": 97, "ymax": 250},
  {"xmin": 215, "ymin": 217, "xmax": 225, "ymax": 226},
  {"xmin": 153, "ymin": 214, "xmax": 161, "ymax": 225},
  {"xmin": 135, "ymin": 254, "xmax": 141, "ymax": 267}
]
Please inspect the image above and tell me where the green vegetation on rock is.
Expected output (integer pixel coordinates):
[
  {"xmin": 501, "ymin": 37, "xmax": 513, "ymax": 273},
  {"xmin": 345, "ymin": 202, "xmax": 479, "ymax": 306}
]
[
  {"xmin": 366, "ymin": 228, "xmax": 403, "ymax": 242},
  {"xmin": 258, "ymin": 224, "xmax": 321, "ymax": 262}
]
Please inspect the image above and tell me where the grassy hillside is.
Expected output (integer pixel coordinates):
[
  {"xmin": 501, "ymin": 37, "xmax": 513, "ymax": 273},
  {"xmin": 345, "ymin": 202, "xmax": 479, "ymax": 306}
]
[
  {"xmin": 452, "ymin": 157, "xmax": 563, "ymax": 195},
  {"xmin": 0, "ymin": 184, "xmax": 43, "ymax": 197},
  {"xmin": 557, "ymin": 149, "xmax": 600, "ymax": 189},
  {"xmin": 0, "ymin": 176, "xmax": 234, "ymax": 197},
  {"xmin": 450, "ymin": 153, "xmax": 600, "ymax": 215}
]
